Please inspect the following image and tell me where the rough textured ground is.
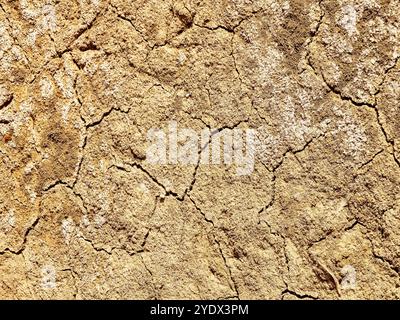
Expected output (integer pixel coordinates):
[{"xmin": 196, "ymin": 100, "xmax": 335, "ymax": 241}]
[{"xmin": 0, "ymin": 0, "xmax": 399, "ymax": 300}]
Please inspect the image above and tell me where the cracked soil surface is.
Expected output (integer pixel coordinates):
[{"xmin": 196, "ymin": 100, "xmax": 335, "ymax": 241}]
[{"xmin": 0, "ymin": 0, "xmax": 400, "ymax": 299}]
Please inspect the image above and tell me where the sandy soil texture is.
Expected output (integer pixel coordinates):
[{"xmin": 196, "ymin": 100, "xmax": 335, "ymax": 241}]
[{"xmin": 0, "ymin": 0, "xmax": 399, "ymax": 299}]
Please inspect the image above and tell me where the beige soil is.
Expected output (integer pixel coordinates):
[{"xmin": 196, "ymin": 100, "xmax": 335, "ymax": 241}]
[{"xmin": 0, "ymin": 0, "xmax": 399, "ymax": 299}]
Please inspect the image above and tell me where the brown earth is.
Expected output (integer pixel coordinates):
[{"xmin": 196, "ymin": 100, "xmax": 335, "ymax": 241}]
[{"xmin": 0, "ymin": 0, "xmax": 399, "ymax": 299}]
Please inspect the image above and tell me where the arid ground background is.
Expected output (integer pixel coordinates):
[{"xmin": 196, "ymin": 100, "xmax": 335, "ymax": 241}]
[{"xmin": 0, "ymin": 0, "xmax": 399, "ymax": 299}]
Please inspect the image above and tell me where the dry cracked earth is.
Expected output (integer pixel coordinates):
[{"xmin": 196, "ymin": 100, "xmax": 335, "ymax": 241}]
[{"xmin": 0, "ymin": 0, "xmax": 400, "ymax": 300}]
